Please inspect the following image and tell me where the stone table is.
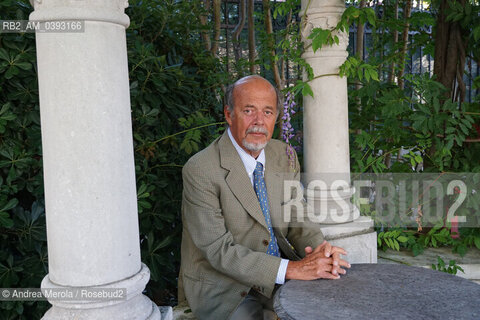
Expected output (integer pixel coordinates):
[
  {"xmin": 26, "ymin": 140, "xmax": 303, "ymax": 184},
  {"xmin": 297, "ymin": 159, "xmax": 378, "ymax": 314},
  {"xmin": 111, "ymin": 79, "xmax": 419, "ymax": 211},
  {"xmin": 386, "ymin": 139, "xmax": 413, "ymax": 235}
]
[{"xmin": 273, "ymin": 264, "xmax": 480, "ymax": 320}]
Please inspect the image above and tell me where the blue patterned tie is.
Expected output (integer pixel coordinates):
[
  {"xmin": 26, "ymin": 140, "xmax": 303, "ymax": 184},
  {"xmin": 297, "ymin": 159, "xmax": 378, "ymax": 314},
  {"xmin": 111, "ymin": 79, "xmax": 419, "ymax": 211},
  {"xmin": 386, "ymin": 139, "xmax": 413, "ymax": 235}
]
[{"xmin": 253, "ymin": 162, "xmax": 280, "ymax": 257}]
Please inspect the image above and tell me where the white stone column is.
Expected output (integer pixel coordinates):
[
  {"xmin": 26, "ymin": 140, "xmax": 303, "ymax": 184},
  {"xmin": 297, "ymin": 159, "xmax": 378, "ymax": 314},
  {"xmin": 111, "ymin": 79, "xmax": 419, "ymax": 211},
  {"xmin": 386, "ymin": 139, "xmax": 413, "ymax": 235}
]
[
  {"xmin": 301, "ymin": 0, "xmax": 377, "ymax": 263},
  {"xmin": 29, "ymin": 0, "xmax": 166, "ymax": 318}
]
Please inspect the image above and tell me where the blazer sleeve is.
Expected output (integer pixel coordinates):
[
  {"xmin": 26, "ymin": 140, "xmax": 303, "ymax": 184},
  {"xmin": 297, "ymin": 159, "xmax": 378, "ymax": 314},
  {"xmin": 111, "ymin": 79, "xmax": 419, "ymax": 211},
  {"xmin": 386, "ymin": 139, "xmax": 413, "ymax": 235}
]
[{"xmin": 181, "ymin": 160, "xmax": 281, "ymax": 295}]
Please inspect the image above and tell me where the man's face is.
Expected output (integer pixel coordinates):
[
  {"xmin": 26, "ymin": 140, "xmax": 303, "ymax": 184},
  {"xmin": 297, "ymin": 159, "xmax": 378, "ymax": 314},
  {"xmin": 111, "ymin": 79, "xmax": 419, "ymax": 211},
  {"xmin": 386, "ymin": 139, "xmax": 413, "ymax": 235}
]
[{"xmin": 225, "ymin": 78, "xmax": 277, "ymax": 158}]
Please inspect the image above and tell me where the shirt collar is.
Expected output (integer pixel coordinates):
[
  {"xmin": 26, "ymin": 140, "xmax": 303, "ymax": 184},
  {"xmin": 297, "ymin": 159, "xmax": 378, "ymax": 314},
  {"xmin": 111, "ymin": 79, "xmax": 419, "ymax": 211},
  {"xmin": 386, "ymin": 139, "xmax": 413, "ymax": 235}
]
[{"xmin": 227, "ymin": 127, "xmax": 265, "ymax": 176}]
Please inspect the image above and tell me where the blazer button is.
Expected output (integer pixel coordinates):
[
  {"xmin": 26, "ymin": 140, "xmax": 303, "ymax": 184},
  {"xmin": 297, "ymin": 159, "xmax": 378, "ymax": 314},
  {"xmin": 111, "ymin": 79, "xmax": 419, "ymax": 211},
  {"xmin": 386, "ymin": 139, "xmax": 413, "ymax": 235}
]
[
  {"xmin": 262, "ymin": 240, "xmax": 269, "ymax": 246},
  {"xmin": 240, "ymin": 291, "xmax": 247, "ymax": 297}
]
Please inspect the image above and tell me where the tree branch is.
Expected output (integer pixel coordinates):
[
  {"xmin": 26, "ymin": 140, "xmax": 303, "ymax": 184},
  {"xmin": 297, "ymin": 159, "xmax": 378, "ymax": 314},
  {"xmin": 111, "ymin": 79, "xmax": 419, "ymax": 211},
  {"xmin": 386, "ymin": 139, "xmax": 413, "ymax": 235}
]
[
  {"xmin": 200, "ymin": 0, "xmax": 212, "ymax": 51},
  {"xmin": 397, "ymin": 0, "xmax": 412, "ymax": 90},
  {"xmin": 263, "ymin": 0, "xmax": 283, "ymax": 89},
  {"xmin": 233, "ymin": 0, "xmax": 246, "ymax": 63},
  {"xmin": 210, "ymin": 0, "xmax": 221, "ymax": 55},
  {"xmin": 248, "ymin": 0, "xmax": 256, "ymax": 73},
  {"xmin": 388, "ymin": 0, "xmax": 399, "ymax": 84}
]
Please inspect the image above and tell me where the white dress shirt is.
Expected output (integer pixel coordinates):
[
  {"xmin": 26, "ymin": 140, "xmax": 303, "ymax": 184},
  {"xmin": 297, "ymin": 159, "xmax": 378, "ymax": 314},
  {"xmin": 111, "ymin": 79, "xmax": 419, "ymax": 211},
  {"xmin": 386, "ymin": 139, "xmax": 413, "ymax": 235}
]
[{"xmin": 227, "ymin": 128, "xmax": 289, "ymax": 285}]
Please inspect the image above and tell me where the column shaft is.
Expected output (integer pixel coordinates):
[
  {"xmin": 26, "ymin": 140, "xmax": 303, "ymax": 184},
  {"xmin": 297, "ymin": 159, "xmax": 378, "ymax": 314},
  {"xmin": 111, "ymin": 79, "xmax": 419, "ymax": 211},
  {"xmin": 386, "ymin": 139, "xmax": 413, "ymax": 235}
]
[
  {"xmin": 30, "ymin": 0, "xmax": 161, "ymax": 318},
  {"xmin": 301, "ymin": 0, "xmax": 377, "ymax": 263},
  {"xmin": 301, "ymin": 0, "xmax": 358, "ymax": 223}
]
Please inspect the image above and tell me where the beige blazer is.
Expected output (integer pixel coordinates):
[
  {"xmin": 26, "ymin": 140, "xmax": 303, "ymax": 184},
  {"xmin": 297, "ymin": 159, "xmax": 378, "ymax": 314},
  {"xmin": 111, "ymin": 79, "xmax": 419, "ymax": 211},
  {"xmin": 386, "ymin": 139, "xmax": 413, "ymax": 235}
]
[{"xmin": 178, "ymin": 131, "xmax": 324, "ymax": 320}]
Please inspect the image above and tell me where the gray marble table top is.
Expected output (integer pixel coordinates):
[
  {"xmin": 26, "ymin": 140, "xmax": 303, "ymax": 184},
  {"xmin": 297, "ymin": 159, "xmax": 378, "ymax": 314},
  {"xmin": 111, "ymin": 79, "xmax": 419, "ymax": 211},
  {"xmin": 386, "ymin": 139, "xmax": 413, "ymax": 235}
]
[{"xmin": 273, "ymin": 264, "xmax": 480, "ymax": 320}]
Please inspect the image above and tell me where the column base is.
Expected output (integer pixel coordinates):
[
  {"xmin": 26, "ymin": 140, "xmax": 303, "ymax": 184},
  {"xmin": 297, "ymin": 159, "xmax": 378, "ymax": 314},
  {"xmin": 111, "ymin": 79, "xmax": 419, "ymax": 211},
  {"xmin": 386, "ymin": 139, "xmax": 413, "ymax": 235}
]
[
  {"xmin": 320, "ymin": 216, "xmax": 377, "ymax": 263},
  {"xmin": 158, "ymin": 306, "xmax": 173, "ymax": 320},
  {"xmin": 304, "ymin": 185, "xmax": 360, "ymax": 224},
  {"xmin": 41, "ymin": 263, "xmax": 161, "ymax": 320}
]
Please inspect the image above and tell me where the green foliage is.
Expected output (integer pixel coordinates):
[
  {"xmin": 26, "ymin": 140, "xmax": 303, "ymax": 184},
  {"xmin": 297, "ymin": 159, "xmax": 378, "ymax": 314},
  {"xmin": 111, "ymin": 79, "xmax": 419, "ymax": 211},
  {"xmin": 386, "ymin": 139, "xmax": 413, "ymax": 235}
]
[
  {"xmin": 376, "ymin": 225, "xmax": 480, "ymax": 258},
  {"xmin": 377, "ymin": 229, "xmax": 411, "ymax": 251},
  {"xmin": 272, "ymin": 1, "xmax": 480, "ymax": 260},
  {"xmin": 376, "ymin": 228, "xmax": 424, "ymax": 256},
  {"xmin": 338, "ymin": 6, "xmax": 376, "ymax": 31},
  {"xmin": 340, "ymin": 57, "xmax": 379, "ymax": 83},
  {"xmin": 451, "ymin": 228, "xmax": 480, "ymax": 256},
  {"xmin": 431, "ymin": 256, "xmax": 464, "ymax": 275},
  {"xmin": 444, "ymin": 0, "xmax": 480, "ymax": 63},
  {"xmin": 308, "ymin": 28, "xmax": 338, "ymax": 52},
  {"xmin": 261, "ymin": 0, "xmax": 314, "ymax": 97},
  {"xmin": 127, "ymin": 0, "xmax": 225, "ymax": 305},
  {"xmin": 291, "ymin": 79, "xmax": 314, "ymax": 98},
  {"xmin": 0, "ymin": 0, "xmax": 49, "ymax": 318},
  {"xmin": 0, "ymin": 0, "xmax": 226, "ymax": 317},
  {"xmin": 273, "ymin": 0, "xmax": 300, "ymax": 19},
  {"xmin": 418, "ymin": 225, "xmax": 453, "ymax": 248},
  {"xmin": 307, "ymin": 5, "xmax": 376, "ymax": 53},
  {"xmin": 349, "ymin": 72, "xmax": 480, "ymax": 174}
]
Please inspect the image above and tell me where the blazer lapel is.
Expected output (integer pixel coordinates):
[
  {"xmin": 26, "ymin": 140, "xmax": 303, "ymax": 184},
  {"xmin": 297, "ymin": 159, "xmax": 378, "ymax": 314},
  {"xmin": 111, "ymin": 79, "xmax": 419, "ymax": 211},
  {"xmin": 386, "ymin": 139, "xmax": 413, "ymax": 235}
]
[
  {"xmin": 264, "ymin": 144, "xmax": 283, "ymax": 228},
  {"xmin": 264, "ymin": 143, "xmax": 301, "ymax": 260},
  {"xmin": 219, "ymin": 132, "xmax": 268, "ymax": 229}
]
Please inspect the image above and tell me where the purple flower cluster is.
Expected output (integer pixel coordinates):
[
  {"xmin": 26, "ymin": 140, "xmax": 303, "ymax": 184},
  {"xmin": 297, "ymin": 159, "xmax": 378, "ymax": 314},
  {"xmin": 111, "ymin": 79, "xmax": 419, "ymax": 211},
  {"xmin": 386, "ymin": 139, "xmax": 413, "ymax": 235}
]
[
  {"xmin": 281, "ymin": 91, "xmax": 296, "ymax": 144},
  {"xmin": 286, "ymin": 144, "xmax": 296, "ymax": 170},
  {"xmin": 282, "ymin": 91, "xmax": 298, "ymax": 170}
]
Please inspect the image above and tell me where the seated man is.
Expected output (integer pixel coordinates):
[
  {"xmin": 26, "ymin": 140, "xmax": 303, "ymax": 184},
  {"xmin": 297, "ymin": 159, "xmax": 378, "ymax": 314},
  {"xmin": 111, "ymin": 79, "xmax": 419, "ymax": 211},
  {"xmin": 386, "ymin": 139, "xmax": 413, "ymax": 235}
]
[{"xmin": 178, "ymin": 75, "xmax": 350, "ymax": 320}]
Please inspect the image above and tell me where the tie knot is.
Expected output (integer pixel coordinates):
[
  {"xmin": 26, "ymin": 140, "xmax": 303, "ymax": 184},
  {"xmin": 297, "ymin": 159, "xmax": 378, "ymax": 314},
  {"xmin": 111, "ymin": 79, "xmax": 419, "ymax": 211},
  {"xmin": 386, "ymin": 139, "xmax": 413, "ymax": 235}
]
[{"xmin": 254, "ymin": 162, "xmax": 263, "ymax": 175}]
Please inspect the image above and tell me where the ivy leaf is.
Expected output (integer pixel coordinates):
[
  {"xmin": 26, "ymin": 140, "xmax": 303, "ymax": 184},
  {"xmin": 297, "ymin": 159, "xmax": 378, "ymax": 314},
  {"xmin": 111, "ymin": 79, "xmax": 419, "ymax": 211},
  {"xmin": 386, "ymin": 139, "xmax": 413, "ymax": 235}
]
[
  {"xmin": 364, "ymin": 68, "xmax": 371, "ymax": 82},
  {"xmin": 309, "ymin": 28, "xmax": 330, "ymax": 52},
  {"xmin": 465, "ymin": 1, "xmax": 472, "ymax": 15},
  {"xmin": 152, "ymin": 235, "xmax": 173, "ymax": 252},
  {"xmin": 433, "ymin": 97, "xmax": 440, "ymax": 113},
  {"xmin": 345, "ymin": 6, "xmax": 360, "ymax": 19},
  {"xmin": 15, "ymin": 62, "xmax": 31, "ymax": 70},
  {"xmin": 386, "ymin": 238, "xmax": 393, "ymax": 249},
  {"xmin": 393, "ymin": 240, "xmax": 400, "ymax": 251},
  {"xmin": 0, "ymin": 48, "xmax": 10, "ymax": 61},
  {"xmin": 459, "ymin": 123, "xmax": 469, "ymax": 135},
  {"xmin": 0, "ymin": 212, "xmax": 14, "ymax": 228},
  {"xmin": 445, "ymin": 127, "xmax": 456, "ymax": 134},
  {"xmin": 474, "ymin": 26, "xmax": 480, "ymax": 41},
  {"xmin": 437, "ymin": 256, "xmax": 445, "ymax": 267},
  {"xmin": 1, "ymin": 198, "xmax": 18, "ymax": 212},
  {"xmin": 414, "ymin": 154, "xmax": 422, "ymax": 164},
  {"xmin": 5, "ymin": 66, "xmax": 18, "ymax": 79},
  {"xmin": 474, "ymin": 237, "xmax": 480, "ymax": 250},
  {"xmin": 30, "ymin": 201, "xmax": 45, "ymax": 223},
  {"xmin": 301, "ymin": 83, "xmax": 314, "ymax": 98},
  {"xmin": 365, "ymin": 8, "xmax": 376, "ymax": 27},
  {"xmin": 0, "ymin": 261, "xmax": 20, "ymax": 287},
  {"xmin": 454, "ymin": 135, "xmax": 463, "ymax": 147},
  {"xmin": 370, "ymin": 69, "xmax": 379, "ymax": 81},
  {"xmin": 456, "ymin": 243, "xmax": 467, "ymax": 257},
  {"xmin": 445, "ymin": 138, "xmax": 454, "ymax": 150},
  {"xmin": 412, "ymin": 243, "xmax": 423, "ymax": 256}
]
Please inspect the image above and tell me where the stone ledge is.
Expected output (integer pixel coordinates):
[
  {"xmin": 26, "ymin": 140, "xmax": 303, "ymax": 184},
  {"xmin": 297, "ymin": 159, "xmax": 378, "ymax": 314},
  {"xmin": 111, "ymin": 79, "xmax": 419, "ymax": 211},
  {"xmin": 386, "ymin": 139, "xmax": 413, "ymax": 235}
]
[
  {"xmin": 320, "ymin": 216, "xmax": 374, "ymax": 240},
  {"xmin": 378, "ymin": 247, "xmax": 480, "ymax": 284},
  {"xmin": 172, "ymin": 302, "xmax": 196, "ymax": 320},
  {"xmin": 158, "ymin": 306, "xmax": 173, "ymax": 320}
]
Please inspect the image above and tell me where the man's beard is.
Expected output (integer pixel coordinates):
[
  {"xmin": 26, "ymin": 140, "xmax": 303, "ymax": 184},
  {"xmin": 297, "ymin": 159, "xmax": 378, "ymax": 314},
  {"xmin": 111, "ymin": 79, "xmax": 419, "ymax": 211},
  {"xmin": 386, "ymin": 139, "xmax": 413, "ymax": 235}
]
[{"xmin": 242, "ymin": 126, "xmax": 269, "ymax": 152}]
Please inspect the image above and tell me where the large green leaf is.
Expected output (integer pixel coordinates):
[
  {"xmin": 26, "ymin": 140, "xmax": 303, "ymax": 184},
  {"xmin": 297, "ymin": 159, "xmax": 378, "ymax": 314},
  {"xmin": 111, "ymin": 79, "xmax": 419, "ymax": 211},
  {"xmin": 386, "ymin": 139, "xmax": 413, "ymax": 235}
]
[{"xmin": 0, "ymin": 212, "xmax": 14, "ymax": 228}]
